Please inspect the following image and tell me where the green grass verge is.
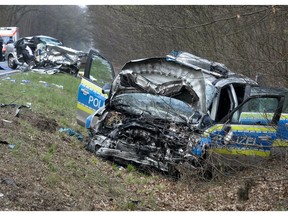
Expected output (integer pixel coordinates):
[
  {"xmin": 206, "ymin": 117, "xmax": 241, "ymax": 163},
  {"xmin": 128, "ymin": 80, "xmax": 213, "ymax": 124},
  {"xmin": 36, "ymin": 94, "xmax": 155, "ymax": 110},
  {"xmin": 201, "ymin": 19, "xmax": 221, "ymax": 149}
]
[
  {"xmin": 0, "ymin": 71, "xmax": 164, "ymax": 210},
  {"xmin": 0, "ymin": 72, "xmax": 84, "ymax": 130}
]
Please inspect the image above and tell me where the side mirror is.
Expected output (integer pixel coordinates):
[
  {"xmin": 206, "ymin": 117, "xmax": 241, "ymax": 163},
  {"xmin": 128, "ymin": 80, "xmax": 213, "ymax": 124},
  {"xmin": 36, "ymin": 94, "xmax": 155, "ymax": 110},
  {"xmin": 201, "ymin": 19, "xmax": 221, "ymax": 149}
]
[
  {"xmin": 102, "ymin": 83, "xmax": 111, "ymax": 94},
  {"xmin": 200, "ymin": 114, "xmax": 214, "ymax": 129}
]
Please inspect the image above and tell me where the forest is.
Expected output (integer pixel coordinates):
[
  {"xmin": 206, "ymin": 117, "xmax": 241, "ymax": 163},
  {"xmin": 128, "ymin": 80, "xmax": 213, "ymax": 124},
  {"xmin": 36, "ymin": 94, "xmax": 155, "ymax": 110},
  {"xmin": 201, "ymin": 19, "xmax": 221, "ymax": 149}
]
[
  {"xmin": 1, "ymin": 5, "xmax": 288, "ymax": 210},
  {"xmin": 0, "ymin": 5, "xmax": 287, "ymax": 86}
]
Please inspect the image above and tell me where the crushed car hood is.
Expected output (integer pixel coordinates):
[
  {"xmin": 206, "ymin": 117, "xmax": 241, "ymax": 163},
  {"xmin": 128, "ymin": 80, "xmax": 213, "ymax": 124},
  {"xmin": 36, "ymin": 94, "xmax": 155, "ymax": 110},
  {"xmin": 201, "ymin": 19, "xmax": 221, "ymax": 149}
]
[
  {"xmin": 45, "ymin": 45, "xmax": 84, "ymax": 66},
  {"xmin": 85, "ymin": 57, "xmax": 209, "ymax": 173},
  {"xmin": 110, "ymin": 57, "xmax": 207, "ymax": 114},
  {"xmin": 83, "ymin": 50, "xmax": 264, "ymax": 175},
  {"xmin": 46, "ymin": 45, "xmax": 83, "ymax": 56}
]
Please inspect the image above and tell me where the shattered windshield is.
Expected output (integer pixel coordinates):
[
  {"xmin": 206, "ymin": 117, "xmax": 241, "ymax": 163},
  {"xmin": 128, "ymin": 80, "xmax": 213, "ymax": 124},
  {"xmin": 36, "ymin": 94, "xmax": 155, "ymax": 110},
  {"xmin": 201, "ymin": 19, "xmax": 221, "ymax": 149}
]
[
  {"xmin": 111, "ymin": 93, "xmax": 198, "ymax": 123},
  {"xmin": 38, "ymin": 37, "xmax": 63, "ymax": 46}
]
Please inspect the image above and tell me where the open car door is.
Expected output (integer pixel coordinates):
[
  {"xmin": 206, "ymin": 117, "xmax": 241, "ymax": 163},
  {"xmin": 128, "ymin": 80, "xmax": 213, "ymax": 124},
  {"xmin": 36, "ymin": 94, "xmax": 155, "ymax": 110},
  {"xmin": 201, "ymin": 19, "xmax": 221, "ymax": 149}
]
[
  {"xmin": 77, "ymin": 49, "xmax": 114, "ymax": 127},
  {"xmin": 194, "ymin": 95, "xmax": 284, "ymax": 158}
]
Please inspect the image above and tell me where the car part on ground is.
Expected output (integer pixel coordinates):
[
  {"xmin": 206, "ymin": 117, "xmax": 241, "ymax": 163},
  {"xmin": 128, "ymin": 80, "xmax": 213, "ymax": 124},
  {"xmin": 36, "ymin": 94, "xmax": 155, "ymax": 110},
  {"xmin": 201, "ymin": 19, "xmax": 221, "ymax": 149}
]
[
  {"xmin": 58, "ymin": 127, "xmax": 83, "ymax": 141},
  {"xmin": 5, "ymin": 35, "xmax": 87, "ymax": 75}
]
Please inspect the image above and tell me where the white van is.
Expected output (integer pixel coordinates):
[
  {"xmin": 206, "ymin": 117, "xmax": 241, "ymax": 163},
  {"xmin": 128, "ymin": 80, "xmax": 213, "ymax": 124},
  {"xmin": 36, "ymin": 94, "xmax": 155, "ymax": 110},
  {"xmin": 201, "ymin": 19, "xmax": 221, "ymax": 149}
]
[{"xmin": 0, "ymin": 27, "xmax": 19, "ymax": 60}]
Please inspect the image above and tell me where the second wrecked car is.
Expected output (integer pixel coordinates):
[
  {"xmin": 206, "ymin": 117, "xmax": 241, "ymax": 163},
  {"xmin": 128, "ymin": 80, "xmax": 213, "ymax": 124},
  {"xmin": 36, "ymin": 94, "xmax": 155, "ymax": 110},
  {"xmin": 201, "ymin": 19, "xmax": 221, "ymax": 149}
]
[
  {"xmin": 77, "ymin": 50, "xmax": 288, "ymax": 173},
  {"xmin": 5, "ymin": 35, "xmax": 86, "ymax": 75}
]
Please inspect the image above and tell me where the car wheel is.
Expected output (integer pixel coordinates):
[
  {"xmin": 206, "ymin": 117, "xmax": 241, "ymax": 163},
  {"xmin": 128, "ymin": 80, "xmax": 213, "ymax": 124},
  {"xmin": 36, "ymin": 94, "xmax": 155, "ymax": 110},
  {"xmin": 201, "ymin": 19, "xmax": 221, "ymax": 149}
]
[{"xmin": 7, "ymin": 55, "xmax": 17, "ymax": 69}]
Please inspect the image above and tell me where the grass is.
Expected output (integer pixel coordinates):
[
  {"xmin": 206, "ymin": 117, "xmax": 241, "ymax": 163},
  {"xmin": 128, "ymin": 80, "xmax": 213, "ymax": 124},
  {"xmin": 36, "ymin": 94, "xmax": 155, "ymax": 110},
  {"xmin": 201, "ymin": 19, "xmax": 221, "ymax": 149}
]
[
  {"xmin": 0, "ymin": 71, "xmax": 167, "ymax": 210},
  {"xmin": 0, "ymin": 72, "xmax": 82, "ymax": 130}
]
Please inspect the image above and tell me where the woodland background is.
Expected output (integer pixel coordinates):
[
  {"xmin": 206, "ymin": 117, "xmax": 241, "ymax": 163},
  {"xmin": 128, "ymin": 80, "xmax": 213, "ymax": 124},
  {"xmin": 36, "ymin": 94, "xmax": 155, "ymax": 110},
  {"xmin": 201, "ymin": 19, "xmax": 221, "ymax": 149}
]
[{"xmin": 0, "ymin": 5, "xmax": 287, "ymax": 87}]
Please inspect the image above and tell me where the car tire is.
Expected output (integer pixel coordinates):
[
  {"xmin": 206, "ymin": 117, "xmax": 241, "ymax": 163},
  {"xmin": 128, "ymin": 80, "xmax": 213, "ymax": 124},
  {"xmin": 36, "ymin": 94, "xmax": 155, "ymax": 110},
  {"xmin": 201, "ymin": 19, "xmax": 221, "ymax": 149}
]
[
  {"xmin": 69, "ymin": 65, "xmax": 79, "ymax": 76},
  {"xmin": 7, "ymin": 55, "xmax": 17, "ymax": 69}
]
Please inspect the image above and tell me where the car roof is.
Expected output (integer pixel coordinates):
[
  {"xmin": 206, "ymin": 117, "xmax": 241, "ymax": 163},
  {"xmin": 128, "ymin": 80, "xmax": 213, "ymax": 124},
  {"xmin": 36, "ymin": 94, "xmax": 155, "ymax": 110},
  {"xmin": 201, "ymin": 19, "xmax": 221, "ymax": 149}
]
[
  {"xmin": 251, "ymin": 86, "xmax": 288, "ymax": 96},
  {"xmin": 122, "ymin": 50, "xmax": 258, "ymax": 88},
  {"xmin": 18, "ymin": 35, "xmax": 60, "ymax": 41},
  {"xmin": 166, "ymin": 50, "xmax": 259, "ymax": 85}
]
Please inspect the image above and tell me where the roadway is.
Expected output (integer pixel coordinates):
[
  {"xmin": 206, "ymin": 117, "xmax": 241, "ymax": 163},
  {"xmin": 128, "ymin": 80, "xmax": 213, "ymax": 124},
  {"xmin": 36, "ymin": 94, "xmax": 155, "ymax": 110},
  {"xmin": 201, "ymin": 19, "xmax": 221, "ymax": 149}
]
[{"xmin": 0, "ymin": 61, "xmax": 19, "ymax": 76}]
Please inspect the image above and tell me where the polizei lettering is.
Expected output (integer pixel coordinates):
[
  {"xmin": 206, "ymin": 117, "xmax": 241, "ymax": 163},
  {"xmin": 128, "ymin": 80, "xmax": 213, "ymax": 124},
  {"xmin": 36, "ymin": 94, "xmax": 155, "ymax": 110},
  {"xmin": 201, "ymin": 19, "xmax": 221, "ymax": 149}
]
[{"xmin": 88, "ymin": 95, "xmax": 103, "ymax": 109}]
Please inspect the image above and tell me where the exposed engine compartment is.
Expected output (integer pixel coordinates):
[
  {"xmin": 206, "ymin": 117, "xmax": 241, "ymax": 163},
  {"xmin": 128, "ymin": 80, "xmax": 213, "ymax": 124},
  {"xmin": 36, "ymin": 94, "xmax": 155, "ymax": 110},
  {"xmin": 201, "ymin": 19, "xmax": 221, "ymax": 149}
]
[{"xmin": 86, "ymin": 111, "xmax": 199, "ymax": 172}]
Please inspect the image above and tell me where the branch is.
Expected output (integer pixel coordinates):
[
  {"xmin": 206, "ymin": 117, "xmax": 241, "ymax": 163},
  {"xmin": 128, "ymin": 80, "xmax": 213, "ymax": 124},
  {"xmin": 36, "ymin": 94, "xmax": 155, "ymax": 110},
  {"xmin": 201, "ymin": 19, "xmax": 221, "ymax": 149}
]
[
  {"xmin": 13, "ymin": 8, "xmax": 41, "ymax": 26},
  {"xmin": 171, "ymin": 6, "xmax": 273, "ymax": 30},
  {"xmin": 109, "ymin": 5, "xmax": 277, "ymax": 31},
  {"xmin": 224, "ymin": 13, "xmax": 270, "ymax": 37}
]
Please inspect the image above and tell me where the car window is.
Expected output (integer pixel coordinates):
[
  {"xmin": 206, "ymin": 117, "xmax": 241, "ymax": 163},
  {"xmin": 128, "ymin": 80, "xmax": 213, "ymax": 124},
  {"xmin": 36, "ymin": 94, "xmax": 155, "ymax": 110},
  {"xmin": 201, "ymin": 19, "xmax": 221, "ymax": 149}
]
[
  {"xmin": 282, "ymin": 94, "xmax": 288, "ymax": 113},
  {"xmin": 112, "ymin": 93, "xmax": 196, "ymax": 123},
  {"xmin": 231, "ymin": 97, "xmax": 279, "ymax": 125},
  {"xmin": 88, "ymin": 53, "xmax": 113, "ymax": 87},
  {"xmin": 250, "ymin": 86, "xmax": 288, "ymax": 113},
  {"xmin": 2, "ymin": 36, "xmax": 10, "ymax": 44},
  {"xmin": 39, "ymin": 37, "xmax": 62, "ymax": 46}
]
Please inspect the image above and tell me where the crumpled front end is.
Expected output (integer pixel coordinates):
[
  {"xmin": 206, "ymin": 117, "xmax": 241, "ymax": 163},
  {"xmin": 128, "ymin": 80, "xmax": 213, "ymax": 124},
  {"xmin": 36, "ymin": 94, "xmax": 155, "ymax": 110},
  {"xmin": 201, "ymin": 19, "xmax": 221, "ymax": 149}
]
[
  {"xmin": 85, "ymin": 57, "xmax": 210, "ymax": 172},
  {"xmin": 33, "ymin": 45, "xmax": 85, "ymax": 75},
  {"xmin": 87, "ymin": 111, "xmax": 200, "ymax": 172},
  {"xmin": 46, "ymin": 45, "xmax": 82, "ymax": 65},
  {"xmin": 12, "ymin": 37, "xmax": 86, "ymax": 75}
]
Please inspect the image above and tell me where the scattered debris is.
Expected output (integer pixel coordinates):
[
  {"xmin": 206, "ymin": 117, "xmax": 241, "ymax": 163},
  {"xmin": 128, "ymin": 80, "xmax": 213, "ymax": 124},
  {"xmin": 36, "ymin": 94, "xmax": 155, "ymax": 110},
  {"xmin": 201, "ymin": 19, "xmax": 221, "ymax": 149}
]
[
  {"xmin": 0, "ymin": 141, "xmax": 15, "ymax": 150},
  {"xmin": 8, "ymin": 144, "xmax": 15, "ymax": 149},
  {"xmin": 39, "ymin": 80, "xmax": 49, "ymax": 87},
  {"xmin": 0, "ymin": 103, "xmax": 31, "ymax": 117},
  {"xmin": 131, "ymin": 200, "xmax": 141, "ymax": 205},
  {"xmin": 59, "ymin": 128, "xmax": 83, "ymax": 141},
  {"xmin": 0, "ymin": 140, "xmax": 15, "ymax": 149},
  {"xmin": 15, "ymin": 104, "xmax": 31, "ymax": 117},
  {"xmin": 118, "ymin": 166, "xmax": 125, "ymax": 171},
  {"xmin": 2, "ymin": 77, "xmax": 63, "ymax": 89},
  {"xmin": 2, "ymin": 77, "xmax": 16, "ymax": 83},
  {"xmin": 21, "ymin": 79, "xmax": 30, "ymax": 84},
  {"xmin": 1, "ymin": 177, "xmax": 18, "ymax": 187},
  {"xmin": 39, "ymin": 80, "xmax": 63, "ymax": 89},
  {"xmin": 2, "ymin": 119, "xmax": 12, "ymax": 123},
  {"xmin": 0, "ymin": 140, "xmax": 9, "ymax": 145},
  {"xmin": 51, "ymin": 83, "xmax": 63, "ymax": 89}
]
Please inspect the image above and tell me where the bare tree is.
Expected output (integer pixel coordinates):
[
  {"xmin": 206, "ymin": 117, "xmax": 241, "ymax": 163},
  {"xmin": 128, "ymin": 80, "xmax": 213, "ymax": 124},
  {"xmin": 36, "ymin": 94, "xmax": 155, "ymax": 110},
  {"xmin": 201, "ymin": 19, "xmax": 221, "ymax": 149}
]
[
  {"xmin": 85, "ymin": 5, "xmax": 288, "ymax": 87},
  {"xmin": 1, "ymin": 5, "xmax": 288, "ymax": 86},
  {"xmin": 0, "ymin": 5, "xmax": 90, "ymax": 51}
]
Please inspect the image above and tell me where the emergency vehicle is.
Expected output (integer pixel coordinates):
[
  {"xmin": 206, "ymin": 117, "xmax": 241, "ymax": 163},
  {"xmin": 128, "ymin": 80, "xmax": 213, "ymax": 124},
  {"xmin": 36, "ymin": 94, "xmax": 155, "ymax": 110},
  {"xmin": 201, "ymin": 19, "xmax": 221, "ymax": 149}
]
[
  {"xmin": 0, "ymin": 27, "xmax": 19, "ymax": 60},
  {"xmin": 76, "ymin": 50, "xmax": 288, "ymax": 173}
]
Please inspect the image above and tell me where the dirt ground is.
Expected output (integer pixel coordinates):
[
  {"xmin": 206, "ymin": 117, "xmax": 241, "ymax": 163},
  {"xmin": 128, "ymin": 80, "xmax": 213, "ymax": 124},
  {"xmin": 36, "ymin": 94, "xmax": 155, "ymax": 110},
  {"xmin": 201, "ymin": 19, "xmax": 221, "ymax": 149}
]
[
  {"xmin": 0, "ymin": 106, "xmax": 63, "ymax": 210},
  {"xmin": 0, "ymin": 105, "xmax": 288, "ymax": 210}
]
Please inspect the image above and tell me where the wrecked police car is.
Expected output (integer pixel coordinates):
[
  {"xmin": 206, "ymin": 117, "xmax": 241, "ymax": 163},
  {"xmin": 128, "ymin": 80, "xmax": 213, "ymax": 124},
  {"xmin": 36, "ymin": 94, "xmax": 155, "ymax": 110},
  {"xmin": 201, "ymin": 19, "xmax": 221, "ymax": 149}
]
[
  {"xmin": 76, "ymin": 50, "xmax": 288, "ymax": 173},
  {"xmin": 79, "ymin": 50, "xmax": 288, "ymax": 173},
  {"xmin": 5, "ymin": 35, "xmax": 85, "ymax": 75},
  {"xmin": 193, "ymin": 86, "xmax": 288, "ymax": 162}
]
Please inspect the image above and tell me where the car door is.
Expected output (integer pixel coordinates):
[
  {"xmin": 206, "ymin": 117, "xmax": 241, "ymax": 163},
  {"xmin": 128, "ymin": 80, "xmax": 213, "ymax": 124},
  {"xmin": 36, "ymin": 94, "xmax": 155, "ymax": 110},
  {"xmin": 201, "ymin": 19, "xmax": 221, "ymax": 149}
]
[
  {"xmin": 77, "ymin": 49, "xmax": 114, "ymax": 127},
  {"xmin": 195, "ymin": 95, "xmax": 284, "ymax": 158}
]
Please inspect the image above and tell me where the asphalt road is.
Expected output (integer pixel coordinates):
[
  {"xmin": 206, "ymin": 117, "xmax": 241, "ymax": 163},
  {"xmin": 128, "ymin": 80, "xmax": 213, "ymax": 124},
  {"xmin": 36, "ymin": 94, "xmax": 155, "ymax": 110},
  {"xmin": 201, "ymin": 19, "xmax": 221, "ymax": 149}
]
[{"xmin": 0, "ymin": 61, "xmax": 19, "ymax": 76}]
